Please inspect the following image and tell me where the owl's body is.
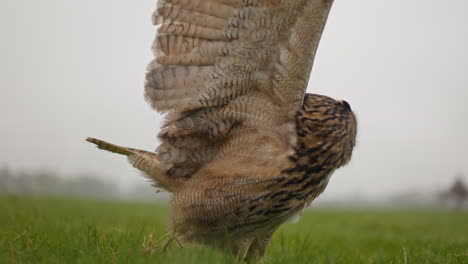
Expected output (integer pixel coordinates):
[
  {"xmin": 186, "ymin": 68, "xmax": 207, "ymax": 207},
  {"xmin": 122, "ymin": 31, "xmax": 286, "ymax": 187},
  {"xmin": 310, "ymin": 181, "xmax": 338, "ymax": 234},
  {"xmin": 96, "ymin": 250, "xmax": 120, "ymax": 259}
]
[{"xmin": 88, "ymin": 0, "xmax": 356, "ymax": 260}]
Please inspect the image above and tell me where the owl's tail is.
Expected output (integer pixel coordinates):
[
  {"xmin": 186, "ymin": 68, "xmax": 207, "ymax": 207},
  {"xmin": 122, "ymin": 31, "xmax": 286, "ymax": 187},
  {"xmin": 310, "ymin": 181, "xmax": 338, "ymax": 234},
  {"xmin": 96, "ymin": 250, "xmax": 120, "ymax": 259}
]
[{"xmin": 86, "ymin": 137, "xmax": 182, "ymax": 192}]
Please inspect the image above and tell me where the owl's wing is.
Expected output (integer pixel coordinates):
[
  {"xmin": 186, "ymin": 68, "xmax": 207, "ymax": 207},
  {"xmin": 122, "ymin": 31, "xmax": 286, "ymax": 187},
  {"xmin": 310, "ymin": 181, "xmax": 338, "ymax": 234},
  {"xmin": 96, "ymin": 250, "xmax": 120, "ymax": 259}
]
[{"xmin": 146, "ymin": 0, "xmax": 334, "ymax": 178}]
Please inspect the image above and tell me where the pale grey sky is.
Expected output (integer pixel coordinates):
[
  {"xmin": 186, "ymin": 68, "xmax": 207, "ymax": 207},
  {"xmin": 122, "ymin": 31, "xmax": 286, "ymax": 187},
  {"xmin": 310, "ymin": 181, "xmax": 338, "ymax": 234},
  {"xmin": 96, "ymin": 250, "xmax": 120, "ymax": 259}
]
[{"xmin": 1, "ymin": 0, "xmax": 467, "ymax": 198}]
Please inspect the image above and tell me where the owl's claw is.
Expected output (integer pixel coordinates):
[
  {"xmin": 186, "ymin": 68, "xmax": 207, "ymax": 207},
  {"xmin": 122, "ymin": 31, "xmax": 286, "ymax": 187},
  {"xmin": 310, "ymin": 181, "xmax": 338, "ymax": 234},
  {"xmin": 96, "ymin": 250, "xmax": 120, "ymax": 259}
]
[{"xmin": 162, "ymin": 232, "xmax": 183, "ymax": 252}]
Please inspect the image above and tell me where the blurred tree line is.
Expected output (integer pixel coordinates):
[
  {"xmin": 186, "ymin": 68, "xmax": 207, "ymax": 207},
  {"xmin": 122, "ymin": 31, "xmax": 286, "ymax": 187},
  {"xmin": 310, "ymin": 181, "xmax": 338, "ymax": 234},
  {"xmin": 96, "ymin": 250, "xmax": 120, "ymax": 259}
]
[
  {"xmin": 0, "ymin": 166, "xmax": 164, "ymax": 201},
  {"xmin": 1, "ymin": 165, "xmax": 465, "ymax": 208},
  {"xmin": 0, "ymin": 166, "xmax": 157, "ymax": 200}
]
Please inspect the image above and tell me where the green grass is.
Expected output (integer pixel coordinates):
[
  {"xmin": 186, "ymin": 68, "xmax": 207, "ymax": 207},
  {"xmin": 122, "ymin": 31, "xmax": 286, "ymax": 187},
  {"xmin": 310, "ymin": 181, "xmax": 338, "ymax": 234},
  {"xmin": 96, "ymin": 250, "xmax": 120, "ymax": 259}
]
[{"xmin": 0, "ymin": 195, "xmax": 467, "ymax": 263}]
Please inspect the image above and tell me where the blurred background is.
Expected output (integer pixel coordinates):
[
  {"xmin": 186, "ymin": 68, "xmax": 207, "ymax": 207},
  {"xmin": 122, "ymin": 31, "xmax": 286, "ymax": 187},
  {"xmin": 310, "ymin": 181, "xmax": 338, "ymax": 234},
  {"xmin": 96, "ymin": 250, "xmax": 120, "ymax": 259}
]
[{"xmin": 1, "ymin": 0, "xmax": 467, "ymax": 209}]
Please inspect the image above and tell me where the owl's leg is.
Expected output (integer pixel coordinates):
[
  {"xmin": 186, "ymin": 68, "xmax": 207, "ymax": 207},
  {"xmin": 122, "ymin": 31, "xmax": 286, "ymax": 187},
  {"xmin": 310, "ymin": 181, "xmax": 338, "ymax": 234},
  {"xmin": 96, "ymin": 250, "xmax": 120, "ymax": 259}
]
[
  {"xmin": 231, "ymin": 238, "xmax": 253, "ymax": 261},
  {"xmin": 244, "ymin": 232, "xmax": 274, "ymax": 262}
]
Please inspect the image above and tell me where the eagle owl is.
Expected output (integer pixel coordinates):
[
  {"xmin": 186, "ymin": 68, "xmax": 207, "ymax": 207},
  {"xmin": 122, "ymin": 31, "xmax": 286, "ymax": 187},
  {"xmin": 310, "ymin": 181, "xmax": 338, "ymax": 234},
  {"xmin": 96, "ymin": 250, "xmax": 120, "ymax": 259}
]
[{"xmin": 87, "ymin": 0, "xmax": 356, "ymax": 261}]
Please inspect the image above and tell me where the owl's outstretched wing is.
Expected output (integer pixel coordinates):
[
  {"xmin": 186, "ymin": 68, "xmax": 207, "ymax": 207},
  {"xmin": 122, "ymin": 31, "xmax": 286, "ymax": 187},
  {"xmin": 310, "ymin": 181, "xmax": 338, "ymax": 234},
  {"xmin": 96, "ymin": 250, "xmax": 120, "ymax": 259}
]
[{"xmin": 146, "ymin": 0, "xmax": 334, "ymax": 178}]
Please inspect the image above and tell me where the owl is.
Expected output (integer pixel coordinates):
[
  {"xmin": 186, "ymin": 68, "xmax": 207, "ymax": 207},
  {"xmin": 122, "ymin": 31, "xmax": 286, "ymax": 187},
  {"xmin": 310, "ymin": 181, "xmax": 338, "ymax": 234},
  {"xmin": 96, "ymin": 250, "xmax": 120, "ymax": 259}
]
[{"xmin": 87, "ymin": 0, "xmax": 356, "ymax": 261}]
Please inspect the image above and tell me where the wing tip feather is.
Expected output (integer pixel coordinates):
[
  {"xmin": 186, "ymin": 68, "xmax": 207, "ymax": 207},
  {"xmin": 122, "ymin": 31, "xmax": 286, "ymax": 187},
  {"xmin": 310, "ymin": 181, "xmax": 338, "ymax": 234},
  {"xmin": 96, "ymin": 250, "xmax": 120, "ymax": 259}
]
[{"xmin": 86, "ymin": 137, "xmax": 133, "ymax": 156}]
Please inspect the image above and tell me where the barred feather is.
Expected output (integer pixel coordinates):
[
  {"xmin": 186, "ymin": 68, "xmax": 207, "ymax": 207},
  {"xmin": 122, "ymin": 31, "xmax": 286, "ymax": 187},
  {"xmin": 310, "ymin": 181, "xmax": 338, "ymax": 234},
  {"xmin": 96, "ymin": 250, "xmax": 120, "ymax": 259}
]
[{"xmin": 88, "ymin": 1, "xmax": 348, "ymax": 261}]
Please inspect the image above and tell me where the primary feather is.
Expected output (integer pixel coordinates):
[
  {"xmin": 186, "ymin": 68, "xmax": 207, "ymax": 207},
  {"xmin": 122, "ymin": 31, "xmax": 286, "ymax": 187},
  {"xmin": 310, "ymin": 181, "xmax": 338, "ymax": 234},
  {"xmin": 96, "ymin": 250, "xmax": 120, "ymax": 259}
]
[{"xmin": 146, "ymin": 0, "xmax": 334, "ymax": 179}]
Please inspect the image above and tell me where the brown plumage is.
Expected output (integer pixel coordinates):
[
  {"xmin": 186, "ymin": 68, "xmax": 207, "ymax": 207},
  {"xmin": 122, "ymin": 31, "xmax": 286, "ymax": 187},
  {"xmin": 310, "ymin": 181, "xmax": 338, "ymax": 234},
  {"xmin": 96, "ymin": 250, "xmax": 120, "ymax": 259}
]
[{"xmin": 87, "ymin": 0, "xmax": 357, "ymax": 261}]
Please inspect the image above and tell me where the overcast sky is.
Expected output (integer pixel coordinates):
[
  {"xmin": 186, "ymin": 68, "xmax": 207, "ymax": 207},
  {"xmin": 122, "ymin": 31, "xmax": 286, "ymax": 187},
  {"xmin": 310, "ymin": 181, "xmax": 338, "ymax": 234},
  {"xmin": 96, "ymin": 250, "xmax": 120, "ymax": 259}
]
[{"xmin": 1, "ymin": 0, "xmax": 467, "ymax": 199}]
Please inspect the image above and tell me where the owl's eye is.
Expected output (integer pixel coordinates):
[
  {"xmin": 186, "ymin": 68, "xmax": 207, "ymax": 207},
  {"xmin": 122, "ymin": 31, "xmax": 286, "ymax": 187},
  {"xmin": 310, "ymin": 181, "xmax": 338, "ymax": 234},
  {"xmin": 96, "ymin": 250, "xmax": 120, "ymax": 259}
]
[{"xmin": 339, "ymin": 100, "xmax": 352, "ymax": 111}]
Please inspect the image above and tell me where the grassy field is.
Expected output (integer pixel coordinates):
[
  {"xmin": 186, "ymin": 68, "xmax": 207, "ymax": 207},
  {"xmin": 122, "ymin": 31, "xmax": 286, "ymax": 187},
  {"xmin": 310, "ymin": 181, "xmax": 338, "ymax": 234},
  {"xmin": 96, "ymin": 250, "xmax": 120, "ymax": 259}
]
[{"xmin": 0, "ymin": 195, "xmax": 467, "ymax": 263}]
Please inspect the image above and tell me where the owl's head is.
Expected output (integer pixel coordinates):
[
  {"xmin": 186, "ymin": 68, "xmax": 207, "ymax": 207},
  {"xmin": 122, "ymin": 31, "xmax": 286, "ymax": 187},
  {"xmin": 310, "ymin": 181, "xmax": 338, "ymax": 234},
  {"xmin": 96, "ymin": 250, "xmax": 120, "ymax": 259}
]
[{"xmin": 295, "ymin": 93, "xmax": 357, "ymax": 168}]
